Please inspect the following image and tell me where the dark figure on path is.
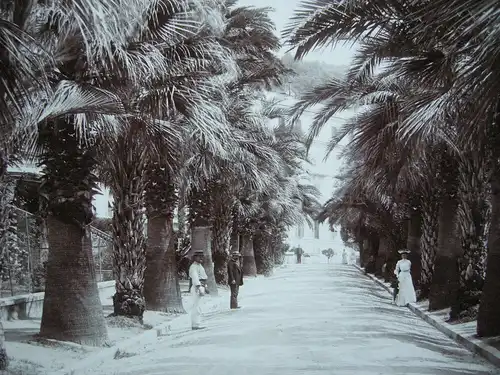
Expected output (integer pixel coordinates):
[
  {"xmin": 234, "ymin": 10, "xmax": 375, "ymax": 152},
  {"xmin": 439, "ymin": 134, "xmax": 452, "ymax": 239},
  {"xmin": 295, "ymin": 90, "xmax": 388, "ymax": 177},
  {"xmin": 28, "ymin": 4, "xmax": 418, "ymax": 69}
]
[
  {"xmin": 227, "ymin": 251, "xmax": 244, "ymax": 309},
  {"xmin": 364, "ymin": 255, "xmax": 376, "ymax": 274},
  {"xmin": 295, "ymin": 247, "xmax": 304, "ymax": 264}
]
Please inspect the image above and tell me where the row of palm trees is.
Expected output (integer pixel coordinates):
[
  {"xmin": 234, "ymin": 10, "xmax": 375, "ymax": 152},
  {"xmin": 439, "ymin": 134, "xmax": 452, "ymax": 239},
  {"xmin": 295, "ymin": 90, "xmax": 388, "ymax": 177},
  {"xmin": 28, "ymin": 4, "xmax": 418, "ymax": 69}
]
[
  {"xmin": 284, "ymin": 0, "xmax": 500, "ymax": 338},
  {"xmin": 0, "ymin": 0, "xmax": 320, "ymax": 368}
]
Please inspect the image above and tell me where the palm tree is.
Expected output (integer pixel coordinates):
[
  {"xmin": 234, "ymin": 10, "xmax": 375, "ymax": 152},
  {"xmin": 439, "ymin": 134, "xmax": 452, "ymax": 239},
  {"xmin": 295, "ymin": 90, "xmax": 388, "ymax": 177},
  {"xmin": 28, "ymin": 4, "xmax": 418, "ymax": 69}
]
[
  {"xmin": 235, "ymin": 116, "xmax": 321, "ymax": 276},
  {"xmin": 181, "ymin": 2, "xmax": 290, "ymax": 286},
  {"xmin": 30, "ymin": 0, "xmax": 142, "ymax": 346},
  {"xmin": 96, "ymin": 0, "xmax": 235, "ymax": 319},
  {"xmin": 185, "ymin": 94, "xmax": 285, "ymax": 285},
  {"xmin": 284, "ymin": 0, "xmax": 500, "ymax": 336},
  {"xmin": 0, "ymin": 0, "xmax": 54, "ymax": 363}
]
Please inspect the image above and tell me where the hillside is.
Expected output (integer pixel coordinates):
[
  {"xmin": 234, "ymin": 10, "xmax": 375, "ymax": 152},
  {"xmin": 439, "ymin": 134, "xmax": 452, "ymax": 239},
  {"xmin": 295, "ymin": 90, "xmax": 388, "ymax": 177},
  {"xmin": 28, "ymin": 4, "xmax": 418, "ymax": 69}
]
[{"xmin": 276, "ymin": 53, "xmax": 347, "ymax": 97}]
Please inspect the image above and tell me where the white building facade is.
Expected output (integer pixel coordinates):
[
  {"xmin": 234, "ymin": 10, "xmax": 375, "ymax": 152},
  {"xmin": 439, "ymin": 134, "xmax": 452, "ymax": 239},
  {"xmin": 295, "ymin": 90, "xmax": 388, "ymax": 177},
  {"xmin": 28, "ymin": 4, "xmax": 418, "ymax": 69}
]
[{"xmin": 274, "ymin": 95, "xmax": 355, "ymax": 257}]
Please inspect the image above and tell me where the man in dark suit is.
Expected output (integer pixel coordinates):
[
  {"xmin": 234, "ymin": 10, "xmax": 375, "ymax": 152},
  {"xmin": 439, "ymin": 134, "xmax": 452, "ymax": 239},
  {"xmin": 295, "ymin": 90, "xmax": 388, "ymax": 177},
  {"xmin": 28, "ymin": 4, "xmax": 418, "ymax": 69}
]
[{"xmin": 227, "ymin": 251, "xmax": 243, "ymax": 309}]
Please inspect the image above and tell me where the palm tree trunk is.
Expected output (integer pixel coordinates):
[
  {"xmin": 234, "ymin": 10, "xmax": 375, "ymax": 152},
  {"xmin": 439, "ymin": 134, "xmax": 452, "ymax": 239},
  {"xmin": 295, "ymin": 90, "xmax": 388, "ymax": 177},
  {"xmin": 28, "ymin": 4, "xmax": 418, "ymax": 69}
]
[
  {"xmin": 477, "ymin": 168, "xmax": 500, "ymax": 336},
  {"xmin": 357, "ymin": 239, "xmax": 366, "ymax": 267},
  {"xmin": 0, "ymin": 321, "xmax": 7, "ymax": 370},
  {"xmin": 361, "ymin": 236, "xmax": 376, "ymax": 273},
  {"xmin": 143, "ymin": 214, "xmax": 185, "ymax": 313},
  {"xmin": 241, "ymin": 233, "xmax": 257, "ymax": 276},
  {"xmin": 407, "ymin": 205, "xmax": 423, "ymax": 289},
  {"xmin": 419, "ymin": 192, "xmax": 439, "ymax": 300},
  {"xmin": 40, "ymin": 218, "xmax": 108, "ymax": 345},
  {"xmin": 188, "ymin": 187, "xmax": 217, "ymax": 294},
  {"xmin": 143, "ymin": 167, "xmax": 184, "ymax": 313},
  {"xmin": 111, "ymin": 187, "xmax": 147, "ymax": 321},
  {"xmin": 191, "ymin": 226, "xmax": 218, "ymax": 296},
  {"xmin": 428, "ymin": 193, "xmax": 461, "ymax": 311},
  {"xmin": 374, "ymin": 236, "xmax": 389, "ymax": 277},
  {"xmin": 38, "ymin": 118, "xmax": 108, "ymax": 345},
  {"xmin": 254, "ymin": 232, "xmax": 273, "ymax": 276},
  {"xmin": 230, "ymin": 230, "xmax": 240, "ymax": 253},
  {"xmin": 451, "ymin": 156, "xmax": 489, "ymax": 321},
  {"xmin": 211, "ymin": 202, "xmax": 232, "ymax": 285},
  {"xmin": 0, "ymin": 177, "xmax": 14, "ymax": 368},
  {"xmin": 0, "ymin": 177, "xmax": 15, "ymax": 271}
]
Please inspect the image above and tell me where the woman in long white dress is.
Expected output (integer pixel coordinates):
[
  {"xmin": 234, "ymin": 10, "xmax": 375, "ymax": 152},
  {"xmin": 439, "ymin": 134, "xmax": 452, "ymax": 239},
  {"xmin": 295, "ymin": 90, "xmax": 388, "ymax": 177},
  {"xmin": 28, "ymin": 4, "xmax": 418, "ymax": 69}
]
[{"xmin": 394, "ymin": 249, "xmax": 417, "ymax": 306}]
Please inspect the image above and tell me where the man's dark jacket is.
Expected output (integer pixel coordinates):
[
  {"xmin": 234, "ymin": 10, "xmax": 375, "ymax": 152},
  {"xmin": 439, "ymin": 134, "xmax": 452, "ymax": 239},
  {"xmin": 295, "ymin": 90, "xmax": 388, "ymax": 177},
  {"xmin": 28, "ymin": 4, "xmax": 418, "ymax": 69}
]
[{"xmin": 228, "ymin": 260, "xmax": 244, "ymax": 286}]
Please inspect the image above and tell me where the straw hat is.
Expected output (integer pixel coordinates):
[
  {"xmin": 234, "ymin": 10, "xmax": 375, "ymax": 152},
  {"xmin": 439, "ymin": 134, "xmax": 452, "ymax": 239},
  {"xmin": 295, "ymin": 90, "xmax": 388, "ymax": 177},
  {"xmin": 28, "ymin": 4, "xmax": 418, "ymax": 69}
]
[{"xmin": 398, "ymin": 249, "xmax": 410, "ymax": 254}]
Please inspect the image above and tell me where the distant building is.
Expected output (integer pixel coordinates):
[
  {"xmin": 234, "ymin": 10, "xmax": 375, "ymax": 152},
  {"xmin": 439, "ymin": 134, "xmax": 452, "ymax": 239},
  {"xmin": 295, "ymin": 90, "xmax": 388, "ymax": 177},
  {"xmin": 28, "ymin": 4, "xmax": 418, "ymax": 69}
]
[{"xmin": 274, "ymin": 94, "xmax": 349, "ymax": 256}]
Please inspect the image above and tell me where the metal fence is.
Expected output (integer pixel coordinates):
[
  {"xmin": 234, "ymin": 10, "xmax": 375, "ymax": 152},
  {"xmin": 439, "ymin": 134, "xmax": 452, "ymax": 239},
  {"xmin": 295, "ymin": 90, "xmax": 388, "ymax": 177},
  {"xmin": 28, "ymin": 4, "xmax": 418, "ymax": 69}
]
[{"xmin": 0, "ymin": 206, "xmax": 114, "ymax": 297}]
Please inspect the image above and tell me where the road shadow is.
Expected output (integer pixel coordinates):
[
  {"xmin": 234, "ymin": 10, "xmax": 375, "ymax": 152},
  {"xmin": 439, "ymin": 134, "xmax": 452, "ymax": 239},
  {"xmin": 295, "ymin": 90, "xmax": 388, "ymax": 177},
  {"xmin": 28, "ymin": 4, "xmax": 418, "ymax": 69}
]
[{"xmin": 4, "ymin": 327, "xmax": 39, "ymax": 343}]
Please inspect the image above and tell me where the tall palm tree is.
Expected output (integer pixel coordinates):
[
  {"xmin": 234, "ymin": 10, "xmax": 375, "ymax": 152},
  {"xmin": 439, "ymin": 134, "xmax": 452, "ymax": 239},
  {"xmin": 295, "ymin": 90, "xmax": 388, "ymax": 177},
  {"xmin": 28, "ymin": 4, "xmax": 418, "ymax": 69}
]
[
  {"xmin": 96, "ymin": 0, "xmax": 235, "ymax": 320},
  {"xmin": 184, "ymin": 93, "xmax": 284, "ymax": 285},
  {"xmin": 406, "ymin": 0, "xmax": 500, "ymax": 337},
  {"xmin": 182, "ymin": 2, "xmax": 291, "ymax": 286},
  {"xmin": 284, "ymin": 0, "xmax": 500, "ymax": 336},
  {"xmin": 0, "ymin": 0, "xmax": 53, "ymax": 361},
  {"xmin": 28, "ymin": 0, "xmax": 141, "ymax": 346}
]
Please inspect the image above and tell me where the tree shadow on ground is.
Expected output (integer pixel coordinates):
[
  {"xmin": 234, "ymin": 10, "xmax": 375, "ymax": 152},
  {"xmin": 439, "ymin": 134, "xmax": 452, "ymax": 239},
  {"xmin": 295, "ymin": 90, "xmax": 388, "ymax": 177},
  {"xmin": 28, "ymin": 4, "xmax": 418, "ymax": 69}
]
[
  {"xmin": 4, "ymin": 327, "xmax": 39, "ymax": 343},
  {"xmin": 310, "ymin": 364, "xmax": 494, "ymax": 375}
]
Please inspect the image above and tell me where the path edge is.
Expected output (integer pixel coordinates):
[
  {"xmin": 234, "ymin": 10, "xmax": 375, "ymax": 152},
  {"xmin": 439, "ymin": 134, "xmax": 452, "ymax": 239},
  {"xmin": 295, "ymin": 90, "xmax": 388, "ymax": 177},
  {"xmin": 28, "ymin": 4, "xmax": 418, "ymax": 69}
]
[
  {"xmin": 54, "ymin": 293, "xmax": 226, "ymax": 375},
  {"xmin": 352, "ymin": 264, "xmax": 500, "ymax": 369}
]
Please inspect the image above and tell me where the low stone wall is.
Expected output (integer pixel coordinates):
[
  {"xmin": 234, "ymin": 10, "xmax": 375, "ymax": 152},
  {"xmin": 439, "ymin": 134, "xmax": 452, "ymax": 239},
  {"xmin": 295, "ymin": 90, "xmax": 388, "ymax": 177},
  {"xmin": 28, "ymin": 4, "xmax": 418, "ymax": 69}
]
[{"xmin": 0, "ymin": 280, "xmax": 115, "ymax": 321}]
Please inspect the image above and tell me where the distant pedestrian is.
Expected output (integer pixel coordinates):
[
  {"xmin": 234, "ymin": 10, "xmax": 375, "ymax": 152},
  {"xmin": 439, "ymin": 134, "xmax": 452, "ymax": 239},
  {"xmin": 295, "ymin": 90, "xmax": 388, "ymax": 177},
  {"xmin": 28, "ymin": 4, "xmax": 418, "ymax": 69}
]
[
  {"xmin": 394, "ymin": 249, "xmax": 417, "ymax": 306},
  {"xmin": 365, "ymin": 255, "xmax": 376, "ymax": 274},
  {"xmin": 227, "ymin": 251, "xmax": 244, "ymax": 309},
  {"xmin": 342, "ymin": 249, "xmax": 348, "ymax": 264},
  {"xmin": 295, "ymin": 247, "xmax": 304, "ymax": 264},
  {"xmin": 189, "ymin": 250, "xmax": 208, "ymax": 330}
]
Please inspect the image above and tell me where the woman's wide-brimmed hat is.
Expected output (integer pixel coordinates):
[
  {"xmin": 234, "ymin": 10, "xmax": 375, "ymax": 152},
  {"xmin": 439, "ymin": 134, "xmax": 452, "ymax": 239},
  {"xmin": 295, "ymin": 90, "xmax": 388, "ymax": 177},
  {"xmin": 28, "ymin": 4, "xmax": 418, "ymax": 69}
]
[
  {"xmin": 193, "ymin": 250, "xmax": 204, "ymax": 256},
  {"xmin": 231, "ymin": 251, "xmax": 242, "ymax": 257},
  {"xmin": 398, "ymin": 249, "xmax": 410, "ymax": 254}
]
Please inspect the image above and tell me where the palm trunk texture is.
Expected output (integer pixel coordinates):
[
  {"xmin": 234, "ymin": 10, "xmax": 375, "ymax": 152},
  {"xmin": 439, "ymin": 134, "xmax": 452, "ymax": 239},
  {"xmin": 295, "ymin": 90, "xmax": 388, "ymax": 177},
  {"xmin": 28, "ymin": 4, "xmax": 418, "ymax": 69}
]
[
  {"xmin": 428, "ymin": 193, "xmax": 461, "ymax": 311},
  {"xmin": 111, "ymin": 192, "xmax": 147, "ymax": 321},
  {"xmin": 0, "ymin": 177, "xmax": 14, "ymax": 367},
  {"xmin": 211, "ymin": 202, "xmax": 233, "ymax": 285},
  {"xmin": 407, "ymin": 206, "xmax": 423, "ymax": 289},
  {"xmin": 419, "ymin": 191, "xmax": 439, "ymax": 300},
  {"xmin": 450, "ymin": 156, "xmax": 489, "ymax": 321},
  {"xmin": 241, "ymin": 233, "xmax": 257, "ymax": 276},
  {"xmin": 143, "ymin": 170, "xmax": 184, "ymax": 313},
  {"xmin": 254, "ymin": 232, "xmax": 273, "ymax": 276},
  {"xmin": 40, "ymin": 218, "xmax": 108, "ymax": 345},
  {"xmin": 375, "ymin": 236, "xmax": 390, "ymax": 277},
  {"xmin": 144, "ymin": 213, "xmax": 185, "ymax": 313},
  {"xmin": 477, "ymin": 169, "xmax": 500, "ymax": 337},
  {"xmin": 38, "ymin": 118, "xmax": 108, "ymax": 345}
]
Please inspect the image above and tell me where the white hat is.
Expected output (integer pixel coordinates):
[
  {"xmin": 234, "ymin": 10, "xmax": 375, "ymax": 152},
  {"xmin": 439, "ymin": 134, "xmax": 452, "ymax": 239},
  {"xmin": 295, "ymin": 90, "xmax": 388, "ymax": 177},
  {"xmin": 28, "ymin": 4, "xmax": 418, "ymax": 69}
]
[{"xmin": 398, "ymin": 249, "xmax": 410, "ymax": 254}]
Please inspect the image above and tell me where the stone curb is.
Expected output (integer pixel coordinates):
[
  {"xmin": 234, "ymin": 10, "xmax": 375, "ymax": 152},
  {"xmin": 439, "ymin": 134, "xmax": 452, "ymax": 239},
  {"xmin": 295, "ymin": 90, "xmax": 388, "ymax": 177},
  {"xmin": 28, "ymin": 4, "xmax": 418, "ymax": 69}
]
[
  {"xmin": 55, "ymin": 292, "xmax": 227, "ymax": 375},
  {"xmin": 353, "ymin": 264, "xmax": 500, "ymax": 369}
]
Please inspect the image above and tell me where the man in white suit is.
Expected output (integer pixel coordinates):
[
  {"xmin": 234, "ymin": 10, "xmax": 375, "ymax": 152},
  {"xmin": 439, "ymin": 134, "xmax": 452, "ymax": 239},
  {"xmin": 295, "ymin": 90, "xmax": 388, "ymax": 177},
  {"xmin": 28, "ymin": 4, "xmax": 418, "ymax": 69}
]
[{"xmin": 189, "ymin": 250, "xmax": 208, "ymax": 330}]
